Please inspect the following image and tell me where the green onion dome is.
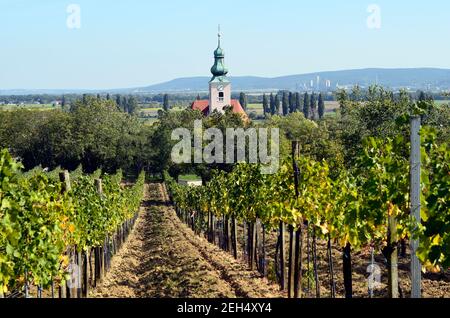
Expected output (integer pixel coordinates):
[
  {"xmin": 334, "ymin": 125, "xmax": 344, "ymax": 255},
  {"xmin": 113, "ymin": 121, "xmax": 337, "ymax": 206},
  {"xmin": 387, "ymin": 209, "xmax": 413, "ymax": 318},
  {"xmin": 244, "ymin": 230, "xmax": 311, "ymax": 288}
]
[{"xmin": 211, "ymin": 34, "xmax": 228, "ymax": 77}]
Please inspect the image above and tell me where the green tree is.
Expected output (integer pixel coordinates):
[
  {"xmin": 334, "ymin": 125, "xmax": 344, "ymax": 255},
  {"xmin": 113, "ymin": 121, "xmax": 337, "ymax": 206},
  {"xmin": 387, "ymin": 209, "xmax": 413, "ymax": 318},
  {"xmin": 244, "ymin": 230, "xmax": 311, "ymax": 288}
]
[
  {"xmin": 121, "ymin": 96, "xmax": 128, "ymax": 113},
  {"xmin": 263, "ymin": 94, "xmax": 269, "ymax": 115},
  {"xmin": 318, "ymin": 93, "xmax": 325, "ymax": 119},
  {"xmin": 239, "ymin": 92, "xmax": 248, "ymax": 111},
  {"xmin": 126, "ymin": 95, "xmax": 138, "ymax": 114},
  {"xmin": 310, "ymin": 93, "xmax": 317, "ymax": 120},
  {"xmin": 163, "ymin": 94, "xmax": 170, "ymax": 111},
  {"xmin": 418, "ymin": 91, "xmax": 426, "ymax": 102},
  {"xmin": 115, "ymin": 95, "xmax": 122, "ymax": 110},
  {"xmin": 275, "ymin": 94, "xmax": 281, "ymax": 115},
  {"xmin": 282, "ymin": 92, "xmax": 289, "ymax": 116},
  {"xmin": 270, "ymin": 93, "xmax": 276, "ymax": 115},
  {"xmin": 303, "ymin": 92, "xmax": 310, "ymax": 119},
  {"xmin": 295, "ymin": 92, "xmax": 301, "ymax": 112},
  {"xmin": 289, "ymin": 92, "xmax": 296, "ymax": 113}
]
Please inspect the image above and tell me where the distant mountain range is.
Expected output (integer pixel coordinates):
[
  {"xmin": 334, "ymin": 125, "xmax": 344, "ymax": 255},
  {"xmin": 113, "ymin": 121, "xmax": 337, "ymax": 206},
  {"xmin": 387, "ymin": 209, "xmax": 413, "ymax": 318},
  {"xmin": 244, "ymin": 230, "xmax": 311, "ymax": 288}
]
[
  {"xmin": 135, "ymin": 68, "xmax": 450, "ymax": 93},
  {"xmin": 2, "ymin": 68, "xmax": 450, "ymax": 95}
]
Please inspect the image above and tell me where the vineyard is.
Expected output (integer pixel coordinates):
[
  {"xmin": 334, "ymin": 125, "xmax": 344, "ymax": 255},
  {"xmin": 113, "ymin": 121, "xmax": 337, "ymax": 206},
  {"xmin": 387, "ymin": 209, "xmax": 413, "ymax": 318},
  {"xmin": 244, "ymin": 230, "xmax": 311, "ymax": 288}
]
[
  {"xmin": 164, "ymin": 124, "xmax": 449, "ymax": 298},
  {"xmin": 0, "ymin": 149, "xmax": 145, "ymax": 298},
  {"xmin": 0, "ymin": 99, "xmax": 449, "ymax": 299}
]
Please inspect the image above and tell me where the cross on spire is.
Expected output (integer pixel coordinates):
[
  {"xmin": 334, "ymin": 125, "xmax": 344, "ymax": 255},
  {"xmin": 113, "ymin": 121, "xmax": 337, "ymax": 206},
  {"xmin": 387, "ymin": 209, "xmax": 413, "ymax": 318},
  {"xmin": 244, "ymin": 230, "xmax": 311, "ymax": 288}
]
[{"xmin": 218, "ymin": 24, "xmax": 221, "ymax": 46}]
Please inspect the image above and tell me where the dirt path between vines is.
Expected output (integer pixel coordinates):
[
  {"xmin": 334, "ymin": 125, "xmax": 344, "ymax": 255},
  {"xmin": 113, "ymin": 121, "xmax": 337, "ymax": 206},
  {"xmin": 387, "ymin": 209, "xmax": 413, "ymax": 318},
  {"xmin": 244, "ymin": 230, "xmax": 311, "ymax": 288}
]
[{"xmin": 90, "ymin": 183, "xmax": 284, "ymax": 298}]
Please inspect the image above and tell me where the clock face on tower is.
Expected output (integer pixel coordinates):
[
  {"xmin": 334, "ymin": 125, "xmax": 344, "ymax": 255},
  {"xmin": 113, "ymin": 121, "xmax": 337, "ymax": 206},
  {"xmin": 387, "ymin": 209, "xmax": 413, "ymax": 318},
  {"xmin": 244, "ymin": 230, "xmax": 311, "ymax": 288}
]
[{"xmin": 209, "ymin": 81, "xmax": 230, "ymax": 113}]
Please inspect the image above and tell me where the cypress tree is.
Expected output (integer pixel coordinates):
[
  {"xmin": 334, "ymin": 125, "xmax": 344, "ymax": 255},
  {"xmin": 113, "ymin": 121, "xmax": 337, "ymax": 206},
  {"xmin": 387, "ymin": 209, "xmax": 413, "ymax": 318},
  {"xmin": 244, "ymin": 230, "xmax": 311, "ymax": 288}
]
[
  {"xmin": 318, "ymin": 93, "xmax": 325, "ymax": 119},
  {"xmin": 293, "ymin": 92, "xmax": 298, "ymax": 113},
  {"xmin": 239, "ymin": 92, "xmax": 248, "ymax": 111},
  {"xmin": 270, "ymin": 93, "xmax": 276, "ymax": 115},
  {"xmin": 288, "ymin": 92, "xmax": 294, "ymax": 113},
  {"xmin": 295, "ymin": 92, "xmax": 301, "ymax": 112},
  {"xmin": 163, "ymin": 94, "xmax": 170, "ymax": 111},
  {"xmin": 121, "ymin": 96, "xmax": 128, "ymax": 113},
  {"xmin": 127, "ymin": 96, "xmax": 138, "ymax": 114},
  {"xmin": 263, "ymin": 94, "xmax": 269, "ymax": 115},
  {"xmin": 116, "ymin": 95, "xmax": 122, "ymax": 109},
  {"xmin": 274, "ymin": 94, "xmax": 281, "ymax": 115},
  {"xmin": 106, "ymin": 93, "xmax": 111, "ymax": 100},
  {"xmin": 310, "ymin": 93, "xmax": 317, "ymax": 120},
  {"xmin": 418, "ymin": 91, "xmax": 426, "ymax": 101},
  {"xmin": 303, "ymin": 92, "xmax": 310, "ymax": 119},
  {"xmin": 282, "ymin": 92, "xmax": 289, "ymax": 116}
]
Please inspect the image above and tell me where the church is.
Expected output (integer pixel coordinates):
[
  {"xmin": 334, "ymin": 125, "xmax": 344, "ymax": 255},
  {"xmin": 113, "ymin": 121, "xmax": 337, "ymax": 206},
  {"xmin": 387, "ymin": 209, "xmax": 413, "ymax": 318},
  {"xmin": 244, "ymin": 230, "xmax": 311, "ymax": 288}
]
[{"xmin": 191, "ymin": 30, "xmax": 247, "ymax": 118}]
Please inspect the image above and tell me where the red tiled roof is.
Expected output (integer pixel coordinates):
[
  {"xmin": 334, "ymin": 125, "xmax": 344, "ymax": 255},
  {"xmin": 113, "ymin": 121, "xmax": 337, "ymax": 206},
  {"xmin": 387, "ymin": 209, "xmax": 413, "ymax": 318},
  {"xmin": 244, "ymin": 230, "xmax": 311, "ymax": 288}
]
[
  {"xmin": 230, "ymin": 100, "xmax": 246, "ymax": 114},
  {"xmin": 191, "ymin": 100, "xmax": 209, "ymax": 115},
  {"xmin": 191, "ymin": 99, "xmax": 247, "ymax": 117}
]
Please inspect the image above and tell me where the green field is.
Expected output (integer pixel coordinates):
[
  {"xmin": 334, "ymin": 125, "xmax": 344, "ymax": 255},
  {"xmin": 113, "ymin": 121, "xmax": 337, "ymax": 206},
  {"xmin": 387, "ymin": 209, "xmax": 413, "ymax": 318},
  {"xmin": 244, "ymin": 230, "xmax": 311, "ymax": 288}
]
[
  {"xmin": 178, "ymin": 174, "xmax": 202, "ymax": 182},
  {"xmin": 0, "ymin": 104, "xmax": 58, "ymax": 111},
  {"xmin": 139, "ymin": 106, "xmax": 186, "ymax": 118},
  {"xmin": 247, "ymin": 103, "xmax": 262, "ymax": 109}
]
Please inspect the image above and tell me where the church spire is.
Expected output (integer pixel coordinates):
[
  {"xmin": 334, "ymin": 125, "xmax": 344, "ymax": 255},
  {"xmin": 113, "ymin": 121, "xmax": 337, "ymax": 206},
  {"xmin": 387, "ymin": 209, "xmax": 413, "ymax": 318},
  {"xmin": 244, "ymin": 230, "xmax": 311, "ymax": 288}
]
[{"xmin": 210, "ymin": 25, "xmax": 228, "ymax": 80}]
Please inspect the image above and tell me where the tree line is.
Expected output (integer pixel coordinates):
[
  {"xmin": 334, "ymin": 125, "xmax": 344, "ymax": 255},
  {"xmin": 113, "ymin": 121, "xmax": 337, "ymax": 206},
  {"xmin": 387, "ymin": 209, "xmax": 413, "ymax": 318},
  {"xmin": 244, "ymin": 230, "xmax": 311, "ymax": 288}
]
[
  {"xmin": 0, "ymin": 86, "xmax": 448, "ymax": 181},
  {"xmin": 260, "ymin": 91, "xmax": 326, "ymax": 120}
]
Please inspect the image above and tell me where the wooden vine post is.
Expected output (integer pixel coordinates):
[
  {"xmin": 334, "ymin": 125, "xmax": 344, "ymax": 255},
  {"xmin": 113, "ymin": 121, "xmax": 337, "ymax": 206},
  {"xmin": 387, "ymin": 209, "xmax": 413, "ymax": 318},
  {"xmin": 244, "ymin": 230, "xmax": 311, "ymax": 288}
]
[
  {"xmin": 343, "ymin": 243, "xmax": 353, "ymax": 298},
  {"xmin": 387, "ymin": 214, "xmax": 399, "ymax": 298},
  {"xmin": 82, "ymin": 247, "xmax": 89, "ymax": 298},
  {"xmin": 256, "ymin": 219, "xmax": 264, "ymax": 275},
  {"xmin": 95, "ymin": 179, "xmax": 105, "ymax": 283},
  {"xmin": 232, "ymin": 217, "xmax": 238, "ymax": 259},
  {"xmin": 262, "ymin": 224, "xmax": 267, "ymax": 277},
  {"xmin": 327, "ymin": 236, "xmax": 336, "ymax": 298},
  {"xmin": 247, "ymin": 222, "xmax": 253, "ymax": 269},
  {"xmin": 227, "ymin": 217, "xmax": 232, "ymax": 254},
  {"xmin": 251, "ymin": 222, "xmax": 257, "ymax": 271},
  {"xmin": 207, "ymin": 212, "xmax": 212, "ymax": 243},
  {"xmin": 279, "ymin": 221, "xmax": 286, "ymax": 291},
  {"xmin": 410, "ymin": 116, "xmax": 422, "ymax": 298},
  {"xmin": 288, "ymin": 224, "xmax": 295, "ymax": 298},
  {"xmin": 211, "ymin": 213, "xmax": 215, "ymax": 245},
  {"xmin": 291, "ymin": 141, "xmax": 303, "ymax": 298},
  {"xmin": 59, "ymin": 171, "xmax": 71, "ymax": 299}
]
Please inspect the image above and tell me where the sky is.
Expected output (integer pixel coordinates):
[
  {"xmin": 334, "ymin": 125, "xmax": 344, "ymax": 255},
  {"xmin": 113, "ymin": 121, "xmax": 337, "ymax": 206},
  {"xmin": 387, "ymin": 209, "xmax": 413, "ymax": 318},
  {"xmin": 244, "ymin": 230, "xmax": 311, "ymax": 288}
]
[{"xmin": 0, "ymin": 0, "xmax": 449, "ymax": 89}]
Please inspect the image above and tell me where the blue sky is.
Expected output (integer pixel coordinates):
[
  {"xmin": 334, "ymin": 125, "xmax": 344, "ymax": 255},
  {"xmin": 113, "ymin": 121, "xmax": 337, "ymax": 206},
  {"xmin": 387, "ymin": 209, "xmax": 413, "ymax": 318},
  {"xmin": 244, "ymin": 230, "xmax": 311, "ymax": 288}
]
[{"xmin": 0, "ymin": 0, "xmax": 449, "ymax": 89}]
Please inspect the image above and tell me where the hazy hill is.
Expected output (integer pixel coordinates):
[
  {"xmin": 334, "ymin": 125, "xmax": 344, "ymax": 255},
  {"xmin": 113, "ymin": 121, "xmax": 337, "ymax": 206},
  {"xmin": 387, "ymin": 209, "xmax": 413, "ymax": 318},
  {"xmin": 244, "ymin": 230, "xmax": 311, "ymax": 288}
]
[
  {"xmin": 2, "ymin": 68, "xmax": 449, "ymax": 95},
  {"xmin": 137, "ymin": 68, "xmax": 450, "ymax": 92}
]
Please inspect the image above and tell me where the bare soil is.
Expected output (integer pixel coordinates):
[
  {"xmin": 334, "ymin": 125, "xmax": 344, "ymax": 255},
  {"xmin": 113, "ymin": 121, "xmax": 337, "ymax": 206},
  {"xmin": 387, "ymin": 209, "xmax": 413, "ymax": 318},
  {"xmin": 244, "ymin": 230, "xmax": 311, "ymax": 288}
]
[
  {"xmin": 91, "ymin": 182, "xmax": 450, "ymax": 299},
  {"xmin": 251, "ymin": 223, "xmax": 450, "ymax": 298},
  {"xmin": 91, "ymin": 183, "xmax": 284, "ymax": 298}
]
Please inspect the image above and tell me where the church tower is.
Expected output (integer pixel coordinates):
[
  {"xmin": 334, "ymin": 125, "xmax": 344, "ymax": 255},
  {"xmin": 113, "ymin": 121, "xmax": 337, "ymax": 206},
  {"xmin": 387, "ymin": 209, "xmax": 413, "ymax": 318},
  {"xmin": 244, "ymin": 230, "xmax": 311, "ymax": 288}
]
[
  {"xmin": 209, "ymin": 27, "xmax": 231, "ymax": 114},
  {"xmin": 191, "ymin": 27, "xmax": 246, "ymax": 118}
]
